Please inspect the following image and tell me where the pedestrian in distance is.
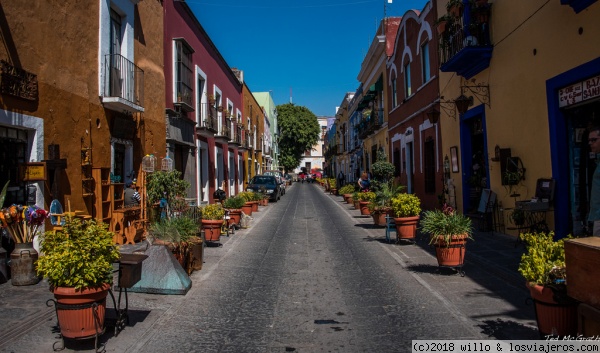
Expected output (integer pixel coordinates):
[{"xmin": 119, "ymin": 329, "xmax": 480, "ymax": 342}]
[{"xmin": 338, "ymin": 171, "xmax": 345, "ymax": 188}]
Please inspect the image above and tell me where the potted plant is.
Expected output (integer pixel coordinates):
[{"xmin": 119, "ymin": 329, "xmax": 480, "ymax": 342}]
[
  {"xmin": 390, "ymin": 193, "xmax": 421, "ymax": 240},
  {"xmin": 339, "ymin": 184, "xmax": 355, "ymax": 203},
  {"xmin": 436, "ymin": 14, "xmax": 454, "ymax": 35},
  {"xmin": 223, "ymin": 196, "xmax": 245, "ymax": 227},
  {"xmin": 329, "ymin": 178, "xmax": 337, "ymax": 195},
  {"xmin": 36, "ymin": 216, "xmax": 120, "ymax": 339},
  {"xmin": 201, "ymin": 204, "xmax": 225, "ymax": 242},
  {"xmin": 518, "ymin": 232, "xmax": 577, "ymax": 337},
  {"xmin": 251, "ymin": 191, "xmax": 262, "ymax": 212},
  {"xmin": 352, "ymin": 191, "xmax": 361, "ymax": 210},
  {"xmin": 446, "ymin": 0, "xmax": 464, "ymax": 17},
  {"xmin": 509, "ymin": 208, "xmax": 526, "ymax": 227},
  {"xmin": 358, "ymin": 191, "xmax": 376, "ymax": 216},
  {"xmin": 149, "ymin": 215, "xmax": 200, "ymax": 273},
  {"xmin": 238, "ymin": 191, "xmax": 254, "ymax": 216},
  {"xmin": 420, "ymin": 204, "xmax": 473, "ymax": 268},
  {"xmin": 368, "ymin": 183, "xmax": 401, "ymax": 226}
]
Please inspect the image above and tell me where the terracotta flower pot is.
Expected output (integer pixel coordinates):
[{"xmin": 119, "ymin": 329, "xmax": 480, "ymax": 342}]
[
  {"xmin": 433, "ymin": 234, "xmax": 469, "ymax": 267},
  {"xmin": 359, "ymin": 201, "xmax": 371, "ymax": 215},
  {"xmin": 242, "ymin": 202, "xmax": 253, "ymax": 216},
  {"xmin": 372, "ymin": 211, "xmax": 390, "ymax": 226},
  {"xmin": 353, "ymin": 200, "xmax": 361, "ymax": 209},
  {"xmin": 251, "ymin": 201, "xmax": 259, "ymax": 212},
  {"xmin": 227, "ymin": 209, "xmax": 242, "ymax": 226},
  {"xmin": 343, "ymin": 194, "xmax": 351, "ymax": 203},
  {"xmin": 202, "ymin": 219, "xmax": 223, "ymax": 242},
  {"xmin": 394, "ymin": 215, "xmax": 420, "ymax": 240},
  {"xmin": 526, "ymin": 283, "xmax": 578, "ymax": 337},
  {"xmin": 52, "ymin": 283, "xmax": 111, "ymax": 339}
]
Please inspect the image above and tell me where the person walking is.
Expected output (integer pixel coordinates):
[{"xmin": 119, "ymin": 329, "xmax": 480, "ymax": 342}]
[
  {"xmin": 337, "ymin": 171, "xmax": 345, "ymax": 188},
  {"xmin": 588, "ymin": 127, "xmax": 600, "ymax": 236}
]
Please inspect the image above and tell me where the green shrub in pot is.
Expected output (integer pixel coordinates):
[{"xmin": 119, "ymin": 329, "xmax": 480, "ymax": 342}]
[{"xmin": 223, "ymin": 196, "xmax": 246, "ymax": 209}]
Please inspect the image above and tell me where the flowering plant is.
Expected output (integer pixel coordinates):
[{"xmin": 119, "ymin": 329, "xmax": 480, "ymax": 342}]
[
  {"xmin": 420, "ymin": 204, "xmax": 473, "ymax": 246},
  {"xmin": 0, "ymin": 204, "xmax": 49, "ymax": 243}
]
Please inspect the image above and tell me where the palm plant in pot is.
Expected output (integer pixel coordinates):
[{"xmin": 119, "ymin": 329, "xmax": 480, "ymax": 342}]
[
  {"xmin": 368, "ymin": 184, "xmax": 404, "ymax": 226},
  {"xmin": 201, "ymin": 204, "xmax": 225, "ymax": 242},
  {"xmin": 518, "ymin": 232, "xmax": 577, "ymax": 337},
  {"xmin": 36, "ymin": 216, "xmax": 120, "ymax": 339},
  {"xmin": 390, "ymin": 193, "xmax": 421, "ymax": 241},
  {"xmin": 420, "ymin": 204, "xmax": 473, "ymax": 269}
]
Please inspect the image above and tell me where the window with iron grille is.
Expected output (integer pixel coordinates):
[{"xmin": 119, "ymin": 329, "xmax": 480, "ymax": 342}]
[
  {"xmin": 421, "ymin": 41, "xmax": 431, "ymax": 83},
  {"xmin": 175, "ymin": 40, "xmax": 193, "ymax": 105}
]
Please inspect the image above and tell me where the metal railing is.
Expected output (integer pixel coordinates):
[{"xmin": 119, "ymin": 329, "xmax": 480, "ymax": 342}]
[
  {"xmin": 439, "ymin": 10, "xmax": 492, "ymax": 65},
  {"xmin": 198, "ymin": 103, "xmax": 218, "ymax": 131},
  {"xmin": 103, "ymin": 54, "xmax": 144, "ymax": 106}
]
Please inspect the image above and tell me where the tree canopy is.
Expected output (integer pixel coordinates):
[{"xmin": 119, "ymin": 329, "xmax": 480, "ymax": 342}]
[{"xmin": 276, "ymin": 103, "xmax": 321, "ymax": 172}]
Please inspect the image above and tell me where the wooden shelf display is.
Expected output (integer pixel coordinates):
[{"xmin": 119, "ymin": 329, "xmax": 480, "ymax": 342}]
[{"xmin": 92, "ymin": 167, "xmax": 111, "ymax": 223}]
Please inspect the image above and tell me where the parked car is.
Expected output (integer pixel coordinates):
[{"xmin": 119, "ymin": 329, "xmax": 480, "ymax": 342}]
[
  {"xmin": 246, "ymin": 175, "xmax": 280, "ymax": 201},
  {"xmin": 264, "ymin": 170, "xmax": 286, "ymax": 195}
]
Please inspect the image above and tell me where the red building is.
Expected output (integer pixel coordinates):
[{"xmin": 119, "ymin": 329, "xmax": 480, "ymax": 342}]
[
  {"xmin": 387, "ymin": 2, "xmax": 443, "ymax": 211},
  {"xmin": 163, "ymin": 0, "xmax": 243, "ymax": 204}
]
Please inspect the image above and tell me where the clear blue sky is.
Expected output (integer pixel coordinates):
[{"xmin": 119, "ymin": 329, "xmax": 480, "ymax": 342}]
[{"xmin": 188, "ymin": 0, "xmax": 429, "ymax": 117}]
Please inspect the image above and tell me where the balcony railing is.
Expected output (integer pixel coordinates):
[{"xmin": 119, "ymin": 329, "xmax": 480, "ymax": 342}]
[
  {"xmin": 357, "ymin": 109, "xmax": 384, "ymax": 139},
  {"xmin": 197, "ymin": 103, "xmax": 218, "ymax": 133},
  {"xmin": 103, "ymin": 54, "xmax": 144, "ymax": 111},
  {"xmin": 439, "ymin": 5, "xmax": 493, "ymax": 79},
  {"xmin": 232, "ymin": 125, "xmax": 242, "ymax": 145}
]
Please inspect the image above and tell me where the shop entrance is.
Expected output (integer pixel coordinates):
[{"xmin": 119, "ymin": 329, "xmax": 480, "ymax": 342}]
[
  {"xmin": 0, "ymin": 126, "xmax": 28, "ymax": 205},
  {"xmin": 460, "ymin": 108, "xmax": 489, "ymax": 213},
  {"xmin": 563, "ymin": 101, "xmax": 600, "ymax": 236}
]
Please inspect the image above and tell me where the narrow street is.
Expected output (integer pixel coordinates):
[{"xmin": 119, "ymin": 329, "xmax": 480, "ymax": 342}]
[{"xmin": 0, "ymin": 182, "xmax": 540, "ymax": 353}]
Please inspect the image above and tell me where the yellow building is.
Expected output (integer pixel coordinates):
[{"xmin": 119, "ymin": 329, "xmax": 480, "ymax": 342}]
[{"xmin": 436, "ymin": 0, "xmax": 600, "ymax": 237}]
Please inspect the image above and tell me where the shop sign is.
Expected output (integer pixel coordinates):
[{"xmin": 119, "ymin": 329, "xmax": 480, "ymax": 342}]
[
  {"xmin": 20, "ymin": 162, "xmax": 47, "ymax": 181},
  {"xmin": 559, "ymin": 74, "xmax": 600, "ymax": 107}
]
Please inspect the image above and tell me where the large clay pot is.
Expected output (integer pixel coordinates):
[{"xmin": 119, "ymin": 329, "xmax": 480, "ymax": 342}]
[
  {"xmin": 10, "ymin": 242, "xmax": 40, "ymax": 286},
  {"xmin": 372, "ymin": 212, "xmax": 387, "ymax": 226},
  {"xmin": 343, "ymin": 194, "xmax": 352, "ymax": 203},
  {"xmin": 242, "ymin": 202, "xmax": 253, "ymax": 216},
  {"xmin": 527, "ymin": 283, "xmax": 578, "ymax": 337},
  {"xmin": 433, "ymin": 234, "xmax": 468, "ymax": 267},
  {"xmin": 394, "ymin": 216, "xmax": 420, "ymax": 240},
  {"xmin": 251, "ymin": 201, "xmax": 259, "ymax": 212},
  {"xmin": 359, "ymin": 201, "xmax": 371, "ymax": 215},
  {"xmin": 353, "ymin": 200, "xmax": 361, "ymax": 210},
  {"xmin": 52, "ymin": 283, "xmax": 110, "ymax": 339},
  {"xmin": 227, "ymin": 209, "xmax": 242, "ymax": 226},
  {"xmin": 202, "ymin": 219, "xmax": 223, "ymax": 242}
]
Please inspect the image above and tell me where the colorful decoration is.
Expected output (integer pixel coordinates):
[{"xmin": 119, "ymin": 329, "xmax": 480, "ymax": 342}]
[{"xmin": 0, "ymin": 204, "xmax": 49, "ymax": 243}]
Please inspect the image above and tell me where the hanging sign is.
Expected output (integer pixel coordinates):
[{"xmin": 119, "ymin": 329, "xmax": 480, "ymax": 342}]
[
  {"xmin": 20, "ymin": 162, "xmax": 47, "ymax": 181},
  {"xmin": 559, "ymin": 74, "xmax": 600, "ymax": 107}
]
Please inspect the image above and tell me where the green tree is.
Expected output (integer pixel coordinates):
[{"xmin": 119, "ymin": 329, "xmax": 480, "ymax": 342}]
[{"xmin": 276, "ymin": 103, "xmax": 321, "ymax": 172}]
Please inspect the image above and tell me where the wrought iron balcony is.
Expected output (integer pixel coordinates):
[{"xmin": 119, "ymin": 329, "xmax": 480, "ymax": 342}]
[
  {"xmin": 439, "ymin": 5, "xmax": 493, "ymax": 79},
  {"xmin": 102, "ymin": 54, "xmax": 144, "ymax": 113},
  {"xmin": 196, "ymin": 103, "xmax": 218, "ymax": 137},
  {"xmin": 357, "ymin": 109, "xmax": 384, "ymax": 139},
  {"xmin": 231, "ymin": 125, "xmax": 242, "ymax": 146}
]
